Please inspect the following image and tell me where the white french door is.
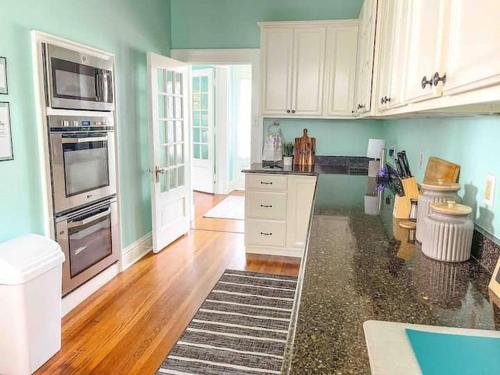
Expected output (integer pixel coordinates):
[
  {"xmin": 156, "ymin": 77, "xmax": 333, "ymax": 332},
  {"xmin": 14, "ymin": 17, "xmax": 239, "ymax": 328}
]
[
  {"xmin": 148, "ymin": 53, "xmax": 191, "ymax": 253},
  {"xmin": 191, "ymin": 68, "xmax": 215, "ymax": 193}
]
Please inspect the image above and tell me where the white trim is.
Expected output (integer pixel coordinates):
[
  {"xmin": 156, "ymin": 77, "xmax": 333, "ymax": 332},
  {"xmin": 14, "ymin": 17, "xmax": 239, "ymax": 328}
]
[
  {"xmin": 258, "ymin": 19, "xmax": 359, "ymax": 28},
  {"xmin": 62, "ymin": 263, "xmax": 120, "ymax": 316},
  {"xmin": 214, "ymin": 66, "xmax": 230, "ymax": 194},
  {"xmin": 170, "ymin": 49, "xmax": 262, "ymax": 164},
  {"xmin": 121, "ymin": 232, "xmax": 153, "ymax": 270}
]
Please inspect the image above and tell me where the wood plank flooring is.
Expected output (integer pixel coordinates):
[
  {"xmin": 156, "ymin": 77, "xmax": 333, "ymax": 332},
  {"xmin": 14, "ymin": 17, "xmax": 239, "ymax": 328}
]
[{"xmin": 36, "ymin": 191, "xmax": 300, "ymax": 375}]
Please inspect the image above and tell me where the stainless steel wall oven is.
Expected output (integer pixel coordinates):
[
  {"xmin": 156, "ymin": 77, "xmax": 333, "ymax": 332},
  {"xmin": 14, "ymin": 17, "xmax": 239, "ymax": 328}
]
[
  {"xmin": 56, "ymin": 198, "xmax": 119, "ymax": 295},
  {"xmin": 48, "ymin": 114, "xmax": 116, "ymax": 214}
]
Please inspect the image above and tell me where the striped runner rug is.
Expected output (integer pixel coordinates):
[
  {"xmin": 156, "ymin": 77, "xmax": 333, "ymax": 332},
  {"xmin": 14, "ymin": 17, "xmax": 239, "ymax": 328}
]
[{"xmin": 157, "ymin": 269, "xmax": 298, "ymax": 375}]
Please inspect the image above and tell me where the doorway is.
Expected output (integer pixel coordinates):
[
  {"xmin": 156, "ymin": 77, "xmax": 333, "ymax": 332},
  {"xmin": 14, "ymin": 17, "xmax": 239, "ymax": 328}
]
[{"xmin": 190, "ymin": 64, "xmax": 252, "ymax": 195}]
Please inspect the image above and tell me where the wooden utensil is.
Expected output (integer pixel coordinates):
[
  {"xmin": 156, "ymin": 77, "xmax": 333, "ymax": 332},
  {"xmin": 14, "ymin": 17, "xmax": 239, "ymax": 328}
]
[
  {"xmin": 424, "ymin": 157, "xmax": 460, "ymax": 183},
  {"xmin": 294, "ymin": 128, "xmax": 316, "ymax": 166}
]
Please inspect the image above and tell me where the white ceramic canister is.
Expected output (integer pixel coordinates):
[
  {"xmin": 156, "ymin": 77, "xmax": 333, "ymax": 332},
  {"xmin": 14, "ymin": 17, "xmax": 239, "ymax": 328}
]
[
  {"xmin": 416, "ymin": 182, "xmax": 461, "ymax": 243},
  {"xmin": 421, "ymin": 202, "xmax": 474, "ymax": 262}
]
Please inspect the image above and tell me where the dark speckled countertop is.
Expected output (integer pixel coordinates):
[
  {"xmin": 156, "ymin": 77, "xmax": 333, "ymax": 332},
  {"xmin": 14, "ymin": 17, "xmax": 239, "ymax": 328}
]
[{"xmin": 254, "ymin": 162, "xmax": 500, "ymax": 374}]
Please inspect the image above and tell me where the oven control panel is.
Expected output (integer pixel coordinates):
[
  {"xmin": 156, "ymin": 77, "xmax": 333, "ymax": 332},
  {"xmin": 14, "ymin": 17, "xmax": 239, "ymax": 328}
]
[{"xmin": 48, "ymin": 115, "xmax": 114, "ymax": 130}]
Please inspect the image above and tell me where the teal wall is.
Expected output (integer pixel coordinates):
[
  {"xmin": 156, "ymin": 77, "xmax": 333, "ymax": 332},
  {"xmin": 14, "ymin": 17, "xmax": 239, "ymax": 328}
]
[
  {"xmin": 383, "ymin": 116, "xmax": 500, "ymax": 237},
  {"xmin": 170, "ymin": 0, "xmax": 363, "ymax": 49},
  {"xmin": 0, "ymin": 0, "xmax": 170, "ymax": 245},
  {"xmin": 264, "ymin": 118, "xmax": 384, "ymax": 156}
]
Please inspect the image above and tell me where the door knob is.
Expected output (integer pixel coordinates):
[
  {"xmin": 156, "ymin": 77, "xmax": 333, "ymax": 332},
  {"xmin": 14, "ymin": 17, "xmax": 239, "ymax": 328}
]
[
  {"xmin": 433, "ymin": 71, "xmax": 447, "ymax": 86},
  {"xmin": 291, "ymin": 109, "xmax": 296, "ymax": 113},
  {"xmin": 357, "ymin": 104, "xmax": 365, "ymax": 110},
  {"xmin": 421, "ymin": 75, "xmax": 433, "ymax": 89},
  {"xmin": 154, "ymin": 166, "xmax": 166, "ymax": 183},
  {"xmin": 286, "ymin": 109, "xmax": 291, "ymax": 113}
]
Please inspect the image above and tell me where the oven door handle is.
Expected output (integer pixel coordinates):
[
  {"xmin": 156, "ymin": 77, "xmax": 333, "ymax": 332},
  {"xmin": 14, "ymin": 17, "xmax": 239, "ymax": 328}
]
[
  {"xmin": 68, "ymin": 208, "xmax": 111, "ymax": 228},
  {"xmin": 61, "ymin": 135, "xmax": 108, "ymax": 144}
]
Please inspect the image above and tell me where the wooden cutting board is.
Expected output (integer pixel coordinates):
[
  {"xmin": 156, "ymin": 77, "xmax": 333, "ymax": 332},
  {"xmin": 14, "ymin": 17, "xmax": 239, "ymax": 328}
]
[
  {"xmin": 424, "ymin": 157, "xmax": 460, "ymax": 183},
  {"xmin": 294, "ymin": 128, "xmax": 316, "ymax": 166}
]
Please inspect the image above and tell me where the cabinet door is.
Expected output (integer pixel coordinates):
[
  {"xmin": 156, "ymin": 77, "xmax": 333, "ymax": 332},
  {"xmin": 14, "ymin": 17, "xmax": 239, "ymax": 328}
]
[
  {"xmin": 324, "ymin": 25, "xmax": 358, "ymax": 116},
  {"xmin": 405, "ymin": 0, "xmax": 447, "ymax": 103},
  {"xmin": 286, "ymin": 176, "xmax": 316, "ymax": 249},
  {"xmin": 377, "ymin": 0, "xmax": 411, "ymax": 111},
  {"xmin": 261, "ymin": 27, "xmax": 294, "ymax": 115},
  {"xmin": 375, "ymin": 0, "xmax": 396, "ymax": 111},
  {"xmin": 443, "ymin": 0, "xmax": 500, "ymax": 96},
  {"xmin": 353, "ymin": 0, "xmax": 377, "ymax": 114},
  {"xmin": 290, "ymin": 26, "xmax": 326, "ymax": 116}
]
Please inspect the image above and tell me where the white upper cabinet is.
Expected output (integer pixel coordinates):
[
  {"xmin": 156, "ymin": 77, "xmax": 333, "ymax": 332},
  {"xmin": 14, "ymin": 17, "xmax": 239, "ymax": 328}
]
[
  {"xmin": 260, "ymin": 27, "xmax": 294, "ymax": 115},
  {"xmin": 324, "ymin": 24, "xmax": 358, "ymax": 116},
  {"xmin": 353, "ymin": 0, "xmax": 377, "ymax": 115},
  {"xmin": 291, "ymin": 26, "xmax": 326, "ymax": 116},
  {"xmin": 404, "ymin": 0, "xmax": 448, "ymax": 104},
  {"xmin": 376, "ymin": 0, "xmax": 411, "ymax": 111},
  {"xmin": 443, "ymin": 0, "xmax": 500, "ymax": 96},
  {"xmin": 259, "ymin": 21, "xmax": 358, "ymax": 118}
]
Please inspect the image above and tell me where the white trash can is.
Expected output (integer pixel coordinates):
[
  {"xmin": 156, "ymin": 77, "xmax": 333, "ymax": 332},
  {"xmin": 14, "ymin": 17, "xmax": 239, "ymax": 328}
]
[{"xmin": 0, "ymin": 234, "xmax": 64, "ymax": 375}]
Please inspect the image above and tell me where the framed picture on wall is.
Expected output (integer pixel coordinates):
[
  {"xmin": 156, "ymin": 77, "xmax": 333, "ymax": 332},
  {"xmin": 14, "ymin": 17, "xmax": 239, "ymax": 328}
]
[
  {"xmin": 490, "ymin": 256, "xmax": 500, "ymax": 299},
  {"xmin": 0, "ymin": 102, "xmax": 13, "ymax": 161},
  {"xmin": 0, "ymin": 57, "xmax": 7, "ymax": 95}
]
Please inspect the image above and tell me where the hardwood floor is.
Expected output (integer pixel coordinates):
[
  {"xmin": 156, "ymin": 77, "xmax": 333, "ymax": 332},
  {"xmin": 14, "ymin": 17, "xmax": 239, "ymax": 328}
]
[{"xmin": 36, "ymin": 191, "xmax": 300, "ymax": 375}]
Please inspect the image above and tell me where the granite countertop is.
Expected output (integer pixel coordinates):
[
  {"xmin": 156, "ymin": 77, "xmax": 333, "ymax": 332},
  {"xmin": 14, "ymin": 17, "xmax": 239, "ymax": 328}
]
[
  {"xmin": 242, "ymin": 156, "xmax": 370, "ymax": 176},
  {"xmin": 281, "ymin": 169, "xmax": 500, "ymax": 374}
]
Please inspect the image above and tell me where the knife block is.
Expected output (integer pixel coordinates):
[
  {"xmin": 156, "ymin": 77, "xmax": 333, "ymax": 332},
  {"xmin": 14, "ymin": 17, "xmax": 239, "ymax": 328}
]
[{"xmin": 393, "ymin": 177, "xmax": 419, "ymax": 219}]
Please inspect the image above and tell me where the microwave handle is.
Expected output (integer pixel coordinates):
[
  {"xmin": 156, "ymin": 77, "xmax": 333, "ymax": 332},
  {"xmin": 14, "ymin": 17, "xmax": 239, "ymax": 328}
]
[
  {"xmin": 68, "ymin": 208, "xmax": 111, "ymax": 228},
  {"xmin": 95, "ymin": 70, "xmax": 101, "ymax": 101},
  {"xmin": 101, "ymin": 71, "xmax": 109, "ymax": 103},
  {"xmin": 61, "ymin": 135, "xmax": 108, "ymax": 144}
]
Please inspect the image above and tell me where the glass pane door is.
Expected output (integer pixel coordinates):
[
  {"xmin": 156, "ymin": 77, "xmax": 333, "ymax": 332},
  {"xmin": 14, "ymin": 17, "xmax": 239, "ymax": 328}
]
[
  {"xmin": 157, "ymin": 68, "xmax": 186, "ymax": 192},
  {"xmin": 192, "ymin": 74, "xmax": 210, "ymax": 160}
]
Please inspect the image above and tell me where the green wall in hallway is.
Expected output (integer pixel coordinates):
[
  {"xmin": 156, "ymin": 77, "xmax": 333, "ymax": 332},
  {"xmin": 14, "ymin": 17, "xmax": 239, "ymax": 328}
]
[
  {"xmin": 0, "ymin": 0, "xmax": 170, "ymax": 246},
  {"xmin": 383, "ymin": 116, "xmax": 500, "ymax": 237},
  {"xmin": 263, "ymin": 118, "xmax": 384, "ymax": 156},
  {"xmin": 170, "ymin": 0, "xmax": 363, "ymax": 49}
]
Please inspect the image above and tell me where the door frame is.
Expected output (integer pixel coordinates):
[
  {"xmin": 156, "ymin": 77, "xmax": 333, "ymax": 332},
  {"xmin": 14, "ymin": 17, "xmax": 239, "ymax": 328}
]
[{"xmin": 171, "ymin": 49, "xmax": 261, "ymax": 192}]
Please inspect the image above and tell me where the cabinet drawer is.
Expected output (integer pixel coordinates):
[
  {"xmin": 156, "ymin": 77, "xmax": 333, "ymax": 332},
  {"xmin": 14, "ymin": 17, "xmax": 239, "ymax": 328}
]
[
  {"xmin": 246, "ymin": 174, "xmax": 288, "ymax": 191},
  {"xmin": 246, "ymin": 191, "xmax": 287, "ymax": 220},
  {"xmin": 245, "ymin": 219, "xmax": 286, "ymax": 248}
]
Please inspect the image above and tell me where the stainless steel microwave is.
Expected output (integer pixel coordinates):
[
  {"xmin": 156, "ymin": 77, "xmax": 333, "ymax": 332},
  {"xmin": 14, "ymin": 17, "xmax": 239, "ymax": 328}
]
[
  {"xmin": 48, "ymin": 114, "xmax": 117, "ymax": 214},
  {"xmin": 44, "ymin": 43, "xmax": 114, "ymax": 111}
]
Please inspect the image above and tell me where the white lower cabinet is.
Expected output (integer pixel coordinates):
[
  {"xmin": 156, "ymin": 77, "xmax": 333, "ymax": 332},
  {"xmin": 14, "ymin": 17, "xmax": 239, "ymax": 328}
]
[{"xmin": 244, "ymin": 173, "xmax": 317, "ymax": 258}]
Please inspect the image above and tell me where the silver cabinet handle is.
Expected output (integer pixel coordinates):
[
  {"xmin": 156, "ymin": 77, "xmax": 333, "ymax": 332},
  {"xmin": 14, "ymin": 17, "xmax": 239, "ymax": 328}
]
[
  {"xmin": 62, "ymin": 136, "xmax": 108, "ymax": 143},
  {"xmin": 260, "ymin": 232, "xmax": 273, "ymax": 236},
  {"xmin": 421, "ymin": 75, "xmax": 433, "ymax": 89},
  {"xmin": 433, "ymin": 71, "xmax": 447, "ymax": 86},
  {"xmin": 68, "ymin": 208, "xmax": 110, "ymax": 228},
  {"xmin": 260, "ymin": 181, "xmax": 273, "ymax": 185},
  {"xmin": 260, "ymin": 204, "xmax": 272, "ymax": 208}
]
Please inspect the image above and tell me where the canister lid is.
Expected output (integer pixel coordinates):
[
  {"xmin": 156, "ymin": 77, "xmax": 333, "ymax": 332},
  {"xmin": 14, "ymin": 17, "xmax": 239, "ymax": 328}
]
[
  {"xmin": 430, "ymin": 201, "xmax": 472, "ymax": 216},
  {"xmin": 421, "ymin": 180, "xmax": 460, "ymax": 192}
]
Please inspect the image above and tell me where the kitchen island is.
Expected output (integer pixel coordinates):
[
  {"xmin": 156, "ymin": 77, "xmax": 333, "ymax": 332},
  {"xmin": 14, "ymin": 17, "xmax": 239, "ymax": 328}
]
[{"xmin": 245, "ymin": 158, "xmax": 500, "ymax": 374}]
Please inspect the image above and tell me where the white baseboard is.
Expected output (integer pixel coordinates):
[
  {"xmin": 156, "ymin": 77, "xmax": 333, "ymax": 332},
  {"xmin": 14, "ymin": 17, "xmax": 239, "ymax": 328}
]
[
  {"xmin": 61, "ymin": 232, "xmax": 152, "ymax": 316},
  {"xmin": 121, "ymin": 232, "xmax": 153, "ymax": 271},
  {"xmin": 62, "ymin": 264, "xmax": 120, "ymax": 316},
  {"xmin": 245, "ymin": 246, "xmax": 303, "ymax": 258}
]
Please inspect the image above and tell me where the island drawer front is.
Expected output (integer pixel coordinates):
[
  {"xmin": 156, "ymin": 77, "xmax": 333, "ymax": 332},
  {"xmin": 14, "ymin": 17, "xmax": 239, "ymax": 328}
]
[
  {"xmin": 246, "ymin": 174, "xmax": 288, "ymax": 191},
  {"xmin": 245, "ymin": 219, "xmax": 286, "ymax": 247},
  {"xmin": 246, "ymin": 191, "xmax": 287, "ymax": 220}
]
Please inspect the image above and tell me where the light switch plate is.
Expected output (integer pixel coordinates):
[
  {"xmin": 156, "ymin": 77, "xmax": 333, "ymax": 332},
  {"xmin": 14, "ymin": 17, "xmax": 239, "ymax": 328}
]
[{"xmin": 484, "ymin": 175, "xmax": 496, "ymax": 208}]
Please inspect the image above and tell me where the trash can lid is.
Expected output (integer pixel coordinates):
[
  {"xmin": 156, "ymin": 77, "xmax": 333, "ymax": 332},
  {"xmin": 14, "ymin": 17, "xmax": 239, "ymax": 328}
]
[{"xmin": 0, "ymin": 234, "xmax": 64, "ymax": 285}]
